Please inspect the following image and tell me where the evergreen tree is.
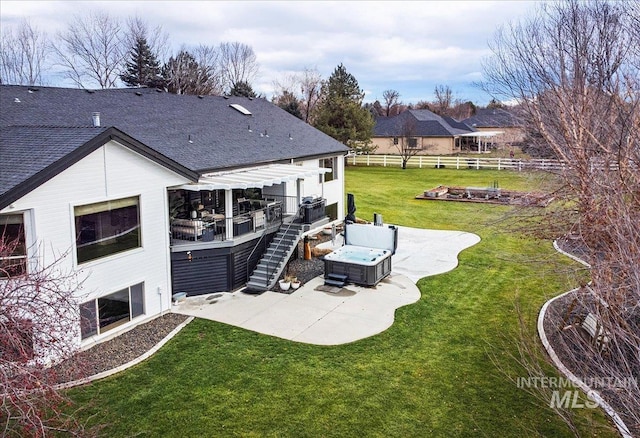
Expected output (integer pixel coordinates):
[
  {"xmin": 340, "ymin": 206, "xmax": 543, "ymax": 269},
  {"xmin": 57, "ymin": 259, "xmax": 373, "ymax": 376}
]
[
  {"xmin": 229, "ymin": 80, "xmax": 258, "ymax": 98},
  {"xmin": 273, "ymin": 90, "xmax": 303, "ymax": 119},
  {"xmin": 313, "ymin": 64, "xmax": 375, "ymax": 151},
  {"xmin": 120, "ymin": 37, "xmax": 163, "ymax": 88}
]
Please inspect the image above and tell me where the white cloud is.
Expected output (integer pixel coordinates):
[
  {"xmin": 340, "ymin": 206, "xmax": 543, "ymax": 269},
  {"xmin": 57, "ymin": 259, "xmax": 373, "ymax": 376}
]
[{"xmin": 0, "ymin": 0, "xmax": 538, "ymax": 105}]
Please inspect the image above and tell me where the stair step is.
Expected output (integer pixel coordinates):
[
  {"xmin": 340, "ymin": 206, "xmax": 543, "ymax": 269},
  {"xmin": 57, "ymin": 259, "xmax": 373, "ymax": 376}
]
[
  {"xmin": 255, "ymin": 263, "xmax": 280, "ymax": 271},
  {"xmin": 246, "ymin": 282, "xmax": 268, "ymax": 292},
  {"xmin": 326, "ymin": 273, "xmax": 348, "ymax": 282},
  {"xmin": 324, "ymin": 278, "xmax": 346, "ymax": 287}
]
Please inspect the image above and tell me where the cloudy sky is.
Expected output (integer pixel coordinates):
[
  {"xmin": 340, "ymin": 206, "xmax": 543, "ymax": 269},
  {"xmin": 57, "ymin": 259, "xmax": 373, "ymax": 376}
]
[{"xmin": 0, "ymin": 1, "xmax": 538, "ymax": 106}]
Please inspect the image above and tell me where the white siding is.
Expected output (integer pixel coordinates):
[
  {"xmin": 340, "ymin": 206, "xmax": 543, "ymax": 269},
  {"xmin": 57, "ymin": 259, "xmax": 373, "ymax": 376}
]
[
  {"xmin": 1, "ymin": 140, "xmax": 190, "ymax": 345},
  {"xmin": 298, "ymin": 156, "xmax": 345, "ymax": 222}
]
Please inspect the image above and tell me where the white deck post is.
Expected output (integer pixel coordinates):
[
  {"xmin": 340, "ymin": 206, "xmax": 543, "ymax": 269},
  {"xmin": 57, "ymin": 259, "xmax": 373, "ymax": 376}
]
[{"xmin": 225, "ymin": 189, "xmax": 233, "ymax": 240}]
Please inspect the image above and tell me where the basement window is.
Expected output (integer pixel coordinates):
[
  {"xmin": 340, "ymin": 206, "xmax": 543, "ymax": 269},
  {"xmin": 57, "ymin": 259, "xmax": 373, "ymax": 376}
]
[{"xmin": 80, "ymin": 282, "xmax": 145, "ymax": 338}]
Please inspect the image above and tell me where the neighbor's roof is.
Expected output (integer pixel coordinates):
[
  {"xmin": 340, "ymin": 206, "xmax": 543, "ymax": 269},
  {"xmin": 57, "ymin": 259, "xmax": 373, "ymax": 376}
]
[
  {"xmin": 0, "ymin": 85, "xmax": 348, "ymax": 174},
  {"xmin": 462, "ymin": 108, "xmax": 520, "ymax": 128},
  {"xmin": 373, "ymin": 109, "xmax": 475, "ymax": 137}
]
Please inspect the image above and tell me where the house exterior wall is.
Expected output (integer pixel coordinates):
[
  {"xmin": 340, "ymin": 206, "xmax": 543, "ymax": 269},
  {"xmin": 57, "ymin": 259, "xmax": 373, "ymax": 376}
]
[
  {"xmin": 474, "ymin": 126, "xmax": 525, "ymax": 147},
  {"xmin": 0, "ymin": 139, "xmax": 190, "ymax": 346},
  {"xmin": 372, "ymin": 136, "xmax": 456, "ymax": 155},
  {"xmin": 298, "ymin": 155, "xmax": 345, "ymax": 223}
]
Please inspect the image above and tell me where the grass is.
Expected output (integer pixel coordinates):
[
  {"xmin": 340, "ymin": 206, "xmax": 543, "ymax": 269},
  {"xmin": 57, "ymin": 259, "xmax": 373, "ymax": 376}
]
[{"xmin": 66, "ymin": 167, "xmax": 614, "ymax": 437}]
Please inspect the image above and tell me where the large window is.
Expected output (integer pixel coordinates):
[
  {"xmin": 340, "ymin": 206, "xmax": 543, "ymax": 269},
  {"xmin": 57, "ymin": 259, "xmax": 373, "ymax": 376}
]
[
  {"xmin": 75, "ymin": 197, "xmax": 141, "ymax": 264},
  {"xmin": 0, "ymin": 213, "xmax": 26, "ymax": 278},
  {"xmin": 319, "ymin": 158, "xmax": 337, "ymax": 183},
  {"xmin": 408, "ymin": 138, "xmax": 418, "ymax": 148},
  {"xmin": 325, "ymin": 202, "xmax": 338, "ymax": 221},
  {"xmin": 80, "ymin": 283, "xmax": 145, "ymax": 339}
]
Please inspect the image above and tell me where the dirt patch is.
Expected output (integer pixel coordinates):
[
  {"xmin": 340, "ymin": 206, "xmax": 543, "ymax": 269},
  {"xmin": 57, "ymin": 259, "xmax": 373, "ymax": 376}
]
[{"xmin": 417, "ymin": 185, "xmax": 554, "ymax": 207}]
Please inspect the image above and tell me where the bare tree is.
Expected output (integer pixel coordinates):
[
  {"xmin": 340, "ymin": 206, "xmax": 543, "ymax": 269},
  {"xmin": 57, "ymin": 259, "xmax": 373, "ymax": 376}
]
[
  {"xmin": 53, "ymin": 11, "xmax": 125, "ymax": 89},
  {"xmin": 1, "ymin": 235, "xmax": 88, "ymax": 436},
  {"xmin": 218, "ymin": 41, "xmax": 259, "ymax": 93},
  {"xmin": 483, "ymin": 0, "xmax": 640, "ymax": 434},
  {"xmin": 192, "ymin": 45, "xmax": 225, "ymax": 95},
  {"xmin": 161, "ymin": 46, "xmax": 223, "ymax": 95},
  {"xmin": 0, "ymin": 19, "xmax": 51, "ymax": 86},
  {"xmin": 392, "ymin": 116, "xmax": 423, "ymax": 169},
  {"xmin": 272, "ymin": 67, "xmax": 323, "ymax": 124},
  {"xmin": 382, "ymin": 89, "xmax": 401, "ymax": 117},
  {"xmin": 298, "ymin": 67, "xmax": 324, "ymax": 124},
  {"xmin": 433, "ymin": 84, "xmax": 453, "ymax": 115}
]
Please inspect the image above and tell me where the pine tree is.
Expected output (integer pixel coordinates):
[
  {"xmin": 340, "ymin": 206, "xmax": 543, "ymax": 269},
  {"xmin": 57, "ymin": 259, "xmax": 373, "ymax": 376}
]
[
  {"xmin": 120, "ymin": 37, "xmax": 163, "ymax": 88},
  {"xmin": 229, "ymin": 80, "xmax": 258, "ymax": 98},
  {"xmin": 313, "ymin": 64, "xmax": 375, "ymax": 151},
  {"xmin": 274, "ymin": 90, "xmax": 303, "ymax": 119}
]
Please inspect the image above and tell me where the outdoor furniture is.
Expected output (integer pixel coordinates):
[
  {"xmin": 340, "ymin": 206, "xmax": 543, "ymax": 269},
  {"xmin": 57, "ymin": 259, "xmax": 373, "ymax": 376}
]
[
  {"xmin": 233, "ymin": 217, "xmax": 252, "ymax": 235},
  {"xmin": 265, "ymin": 201, "xmax": 282, "ymax": 222},
  {"xmin": 581, "ymin": 313, "xmax": 609, "ymax": 349},
  {"xmin": 237, "ymin": 197, "xmax": 251, "ymax": 213},
  {"xmin": 252, "ymin": 210, "xmax": 265, "ymax": 229},
  {"xmin": 172, "ymin": 219, "xmax": 205, "ymax": 240}
]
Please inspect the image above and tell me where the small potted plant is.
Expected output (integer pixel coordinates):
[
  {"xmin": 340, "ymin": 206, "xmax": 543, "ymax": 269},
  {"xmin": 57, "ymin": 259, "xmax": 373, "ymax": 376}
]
[
  {"xmin": 290, "ymin": 276, "xmax": 301, "ymax": 290},
  {"xmin": 278, "ymin": 277, "xmax": 291, "ymax": 291}
]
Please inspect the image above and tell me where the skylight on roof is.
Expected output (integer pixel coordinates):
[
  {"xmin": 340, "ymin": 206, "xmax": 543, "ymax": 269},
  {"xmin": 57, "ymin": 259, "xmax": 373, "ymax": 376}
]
[{"xmin": 229, "ymin": 103, "xmax": 252, "ymax": 115}]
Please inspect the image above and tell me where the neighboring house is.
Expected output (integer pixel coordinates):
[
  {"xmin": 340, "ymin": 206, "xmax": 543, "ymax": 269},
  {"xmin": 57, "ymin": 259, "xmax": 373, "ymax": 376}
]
[
  {"xmin": 0, "ymin": 85, "xmax": 348, "ymax": 348},
  {"xmin": 462, "ymin": 108, "xmax": 525, "ymax": 149},
  {"xmin": 372, "ymin": 109, "xmax": 478, "ymax": 155},
  {"xmin": 372, "ymin": 108, "xmax": 521, "ymax": 155}
]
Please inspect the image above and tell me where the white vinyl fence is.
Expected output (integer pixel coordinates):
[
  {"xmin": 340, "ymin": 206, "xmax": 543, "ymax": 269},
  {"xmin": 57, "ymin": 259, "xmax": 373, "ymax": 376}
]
[{"xmin": 346, "ymin": 154, "xmax": 567, "ymax": 171}]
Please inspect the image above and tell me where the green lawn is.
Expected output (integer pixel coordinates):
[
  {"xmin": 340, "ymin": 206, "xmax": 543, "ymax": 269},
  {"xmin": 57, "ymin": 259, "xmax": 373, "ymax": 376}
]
[{"xmin": 66, "ymin": 167, "xmax": 614, "ymax": 437}]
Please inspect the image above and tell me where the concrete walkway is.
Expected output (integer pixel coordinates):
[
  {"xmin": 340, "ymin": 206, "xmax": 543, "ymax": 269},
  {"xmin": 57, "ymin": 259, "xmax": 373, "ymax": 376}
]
[{"xmin": 173, "ymin": 226, "xmax": 480, "ymax": 345}]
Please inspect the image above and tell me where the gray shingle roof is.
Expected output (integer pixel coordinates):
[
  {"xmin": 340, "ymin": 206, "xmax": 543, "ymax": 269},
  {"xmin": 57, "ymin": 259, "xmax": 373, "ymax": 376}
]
[
  {"xmin": 1, "ymin": 85, "xmax": 348, "ymax": 174},
  {"xmin": 0, "ymin": 126, "xmax": 108, "ymax": 196},
  {"xmin": 1, "ymin": 85, "xmax": 348, "ymax": 209},
  {"xmin": 0, "ymin": 125, "xmax": 198, "ymax": 209},
  {"xmin": 462, "ymin": 108, "xmax": 519, "ymax": 128},
  {"xmin": 373, "ymin": 109, "xmax": 475, "ymax": 137}
]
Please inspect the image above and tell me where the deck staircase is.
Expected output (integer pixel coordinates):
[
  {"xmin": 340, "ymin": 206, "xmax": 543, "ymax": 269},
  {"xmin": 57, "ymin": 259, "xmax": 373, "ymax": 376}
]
[
  {"xmin": 245, "ymin": 222, "xmax": 304, "ymax": 292},
  {"xmin": 324, "ymin": 273, "xmax": 348, "ymax": 288}
]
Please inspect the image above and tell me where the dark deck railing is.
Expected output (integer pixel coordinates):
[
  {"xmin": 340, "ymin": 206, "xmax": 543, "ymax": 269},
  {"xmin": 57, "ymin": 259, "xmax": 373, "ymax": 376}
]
[{"xmin": 170, "ymin": 196, "xmax": 300, "ymax": 245}]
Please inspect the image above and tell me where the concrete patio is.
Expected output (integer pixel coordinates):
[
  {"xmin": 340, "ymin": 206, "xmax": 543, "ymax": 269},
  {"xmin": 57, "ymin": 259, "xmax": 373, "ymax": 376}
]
[{"xmin": 172, "ymin": 226, "xmax": 480, "ymax": 345}]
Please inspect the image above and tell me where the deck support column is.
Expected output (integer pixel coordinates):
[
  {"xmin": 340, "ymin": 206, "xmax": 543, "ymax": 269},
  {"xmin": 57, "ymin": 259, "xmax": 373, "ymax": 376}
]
[{"xmin": 225, "ymin": 189, "xmax": 233, "ymax": 240}]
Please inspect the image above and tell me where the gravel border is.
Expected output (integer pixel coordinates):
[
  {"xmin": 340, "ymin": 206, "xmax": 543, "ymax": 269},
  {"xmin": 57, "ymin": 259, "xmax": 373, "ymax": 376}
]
[{"xmin": 52, "ymin": 313, "xmax": 191, "ymax": 386}]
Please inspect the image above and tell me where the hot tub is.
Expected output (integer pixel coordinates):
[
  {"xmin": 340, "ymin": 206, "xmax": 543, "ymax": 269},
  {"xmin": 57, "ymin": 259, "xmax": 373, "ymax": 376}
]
[{"xmin": 324, "ymin": 245, "xmax": 392, "ymax": 286}]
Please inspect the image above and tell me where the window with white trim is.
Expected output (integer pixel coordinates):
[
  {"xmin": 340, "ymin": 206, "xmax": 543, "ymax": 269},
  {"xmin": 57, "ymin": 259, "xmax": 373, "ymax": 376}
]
[
  {"xmin": 0, "ymin": 213, "xmax": 27, "ymax": 278},
  {"xmin": 74, "ymin": 196, "xmax": 141, "ymax": 264},
  {"xmin": 319, "ymin": 158, "xmax": 337, "ymax": 183}
]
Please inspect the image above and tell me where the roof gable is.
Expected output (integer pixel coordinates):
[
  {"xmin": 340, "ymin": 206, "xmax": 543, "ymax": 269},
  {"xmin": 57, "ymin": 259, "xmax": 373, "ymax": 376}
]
[{"xmin": 0, "ymin": 126, "xmax": 197, "ymax": 210}]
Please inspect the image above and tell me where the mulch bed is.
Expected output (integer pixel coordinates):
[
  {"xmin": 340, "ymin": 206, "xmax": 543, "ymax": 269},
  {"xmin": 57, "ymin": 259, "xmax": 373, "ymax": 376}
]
[{"xmin": 543, "ymin": 240, "xmax": 638, "ymax": 436}]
